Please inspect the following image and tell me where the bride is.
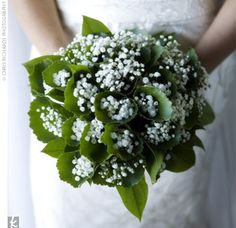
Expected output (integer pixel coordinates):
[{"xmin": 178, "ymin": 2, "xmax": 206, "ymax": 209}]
[{"xmin": 11, "ymin": 0, "xmax": 236, "ymax": 227}]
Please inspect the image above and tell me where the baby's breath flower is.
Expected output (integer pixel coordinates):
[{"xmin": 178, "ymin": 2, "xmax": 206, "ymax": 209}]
[
  {"xmin": 72, "ymin": 156, "xmax": 94, "ymax": 182},
  {"xmin": 53, "ymin": 69, "xmax": 70, "ymax": 87},
  {"xmin": 37, "ymin": 106, "xmax": 63, "ymax": 137},
  {"xmin": 100, "ymin": 95, "xmax": 135, "ymax": 121}
]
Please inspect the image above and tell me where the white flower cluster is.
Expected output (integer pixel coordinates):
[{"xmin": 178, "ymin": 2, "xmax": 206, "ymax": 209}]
[
  {"xmin": 60, "ymin": 31, "xmax": 154, "ymax": 92},
  {"xmin": 100, "ymin": 95, "xmax": 135, "ymax": 121},
  {"xmin": 142, "ymin": 121, "xmax": 175, "ymax": 145},
  {"xmin": 111, "ymin": 129, "xmax": 140, "ymax": 155},
  {"xmin": 134, "ymin": 93, "xmax": 159, "ymax": 118},
  {"xmin": 98, "ymin": 156, "xmax": 145, "ymax": 185},
  {"xmin": 37, "ymin": 106, "xmax": 63, "ymax": 137},
  {"xmin": 142, "ymin": 73, "xmax": 172, "ymax": 96},
  {"xmin": 73, "ymin": 74, "xmax": 98, "ymax": 112},
  {"xmin": 179, "ymin": 129, "xmax": 191, "ymax": 143},
  {"xmin": 85, "ymin": 119, "xmax": 104, "ymax": 144},
  {"xmin": 171, "ymin": 92, "xmax": 194, "ymax": 126},
  {"xmin": 72, "ymin": 156, "xmax": 94, "ymax": 182},
  {"xmin": 53, "ymin": 69, "xmax": 70, "ymax": 87},
  {"xmin": 71, "ymin": 118, "xmax": 87, "ymax": 141}
]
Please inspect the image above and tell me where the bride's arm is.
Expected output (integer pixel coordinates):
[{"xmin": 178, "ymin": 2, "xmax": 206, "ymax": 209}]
[
  {"xmin": 196, "ymin": 0, "xmax": 236, "ymax": 72},
  {"xmin": 10, "ymin": 0, "xmax": 71, "ymax": 54}
]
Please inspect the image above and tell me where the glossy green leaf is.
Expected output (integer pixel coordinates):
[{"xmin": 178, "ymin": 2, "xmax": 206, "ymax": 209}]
[
  {"xmin": 82, "ymin": 15, "xmax": 111, "ymax": 36},
  {"xmin": 29, "ymin": 97, "xmax": 71, "ymax": 143},
  {"xmin": 184, "ymin": 133, "xmax": 205, "ymax": 151},
  {"xmin": 62, "ymin": 116, "xmax": 86, "ymax": 147},
  {"xmin": 42, "ymin": 61, "xmax": 72, "ymax": 88},
  {"xmin": 134, "ymin": 86, "xmax": 173, "ymax": 121},
  {"xmin": 188, "ymin": 48, "xmax": 199, "ymax": 65},
  {"xmin": 147, "ymin": 45, "xmax": 164, "ymax": 69},
  {"xmin": 57, "ymin": 151, "xmax": 85, "ymax": 187},
  {"xmin": 23, "ymin": 55, "xmax": 61, "ymax": 74},
  {"xmin": 166, "ymin": 145, "xmax": 196, "ymax": 172},
  {"xmin": 64, "ymin": 67, "xmax": 91, "ymax": 115},
  {"xmin": 143, "ymin": 143, "xmax": 164, "ymax": 184},
  {"xmin": 101, "ymin": 124, "xmax": 143, "ymax": 161},
  {"xmin": 80, "ymin": 124, "xmax": 109, "ymax": 163},
  {"xmin": 93, "ymin": 155, "xmax": 145, "ymax": 188},
  {"xmin": 24, "ymin": 55, "xmax": 61, "ymax": 96},
  {"xmin": 47, "ymin": 89, "xmax": 64, "ymax": 102},
  {"xmin": 117, "ymin": 176, "xmax": 148, "ymax": 221},
  {"xmin": 42, "ymin": 138, "xmax": 66, "ymax": 158},
  {"xmin": 198, "ymin": 100, "xmax": 215, "ymax": 126},
  {"xmin": 140, "ymin": 47, "xmax": 151, "ymax": 64}
]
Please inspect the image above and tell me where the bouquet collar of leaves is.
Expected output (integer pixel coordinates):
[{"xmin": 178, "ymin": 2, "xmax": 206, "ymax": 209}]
[{"xmin": 24, "ymin": 16, "xmax": 215, "ymax": 220}]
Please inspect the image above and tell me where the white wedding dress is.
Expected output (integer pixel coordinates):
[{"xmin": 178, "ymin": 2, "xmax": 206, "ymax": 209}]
[{"xmin": 30, "ymin": 0, "xmax": 236, "ymax": 228}]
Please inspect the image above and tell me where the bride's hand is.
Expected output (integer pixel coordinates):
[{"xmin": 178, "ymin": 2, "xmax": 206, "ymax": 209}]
[
  {"xmin": 196, "ymin": 0, "xmax": 236, "ymax": 73},
  {"xmin": 10, "ymin": 0, "xmax": 72, "ymax": 54}
]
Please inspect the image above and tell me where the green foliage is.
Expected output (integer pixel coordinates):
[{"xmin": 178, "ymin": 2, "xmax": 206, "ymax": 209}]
[
  {"xmin": 166, "ymin": 144, "xmax": 196, "ymax": 172},
  {"xmin": 198, "ymin": 100, "xmax": 215, "ymax": 126},
  {"xmin": 101, "ymin": 124, "xmax": 143, "ymax": 161},
  {"xmin": 62, "ymin": 116, "xmax": 85, "ymax": 147},
  {"xmin": 94, "ymin": 92, "xmax": 138, "ymax": 124},
  {"xmin": 23, "ymin": 55, "xmax": 61, "ymax": 96},
  {"xmin": 47, "ymin": 89, "xmax": 64, "ymax": 102},
  {"xmin": 143, "ymin": 143, "xmax": 164, "ymax": 184},
  {"xmin": 117, "ymin": 176, "xmax": 148, "ymax": 221},
  {"xmin": 42, "ymin": 61, "xmax": 72, "ymax": 88},
  {"xmin": 82, "ymin": 15, "xmax": 112, "ymax": 36},
  {"xmin": 80, "ymin": 124, "xmax": 109, "ymax": 163},
  {"xmin": 42, "ymin": 138, "xmax": 66, "ymax": 158},
  {"xmin": 134, "ymin": 86, "xmax": 173, "ymax": 121},
  {"xmin": 57, "ymin": 151, "xmax": 88, "ymax": 187}
]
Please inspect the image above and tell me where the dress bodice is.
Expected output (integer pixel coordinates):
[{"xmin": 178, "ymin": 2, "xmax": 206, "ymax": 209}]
[{"xmin": 57, "ymin": 0, "xmax": 218, "ymax": 44}]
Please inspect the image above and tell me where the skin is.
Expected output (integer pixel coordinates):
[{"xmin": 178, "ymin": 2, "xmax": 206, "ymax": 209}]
[
  {"xmin": 10, "ymin": 0, "xmax": 72, "ymax": 54},
  {"xmin": 11, "ymin": 0, "xmax": 236, "ymax": 71},
  {"xmin": 196, "ymin": 0, "xmax": 236, "ymax": 72}
]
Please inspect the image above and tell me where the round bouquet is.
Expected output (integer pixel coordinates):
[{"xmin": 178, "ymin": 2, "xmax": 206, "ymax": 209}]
[{"xmin": 24, "ymin": 16, "xmax": 214, "ymax": 220}]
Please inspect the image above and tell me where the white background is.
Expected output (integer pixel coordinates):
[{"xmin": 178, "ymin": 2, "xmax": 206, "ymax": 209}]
[{"xmin": 7, "ymin": 3, "xmax": 35, "ymax": 228}]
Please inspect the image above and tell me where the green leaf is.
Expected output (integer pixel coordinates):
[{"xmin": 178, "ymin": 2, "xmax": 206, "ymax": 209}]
[
  {"xmin": 185, "ymin": 103, "xmax": 200, "ymax": 129},
  {"xmin": 94, "ymin": 92, "xmax": 138, "ymax": 124},
  {"xmin": 82, "ymin": 15, "xmax": 112, "ymax": 36},
  {"xmin": 47, "ymin": 89, "xmax": 64, "ymax": 102},
  {"xmin": 166, "ymin": 145, "xmax": 196, "ymax": 172},
  {"xmin": 143, "ymin": 144, "xmax": 164, "ymax": 184},
  {"xmin": 64, "ymin": 67, "xmax": 91, "ymax": 115},
  {"xmin": 140, "ymin": 47, "xmax": 151, "ymax": 64},
  {"xmin": 23, "ymin": 55, "xmax": 61, "ymax": 74},
  {"xmin": 187, "ymin": 48, "xmax": 199, "ymax": 65},
  {"xmin": 29, "ymin": 97, "xmax": 71, "ymax": 143},
  {"xmin": 62, "ymin": 116, "xmax": 87, "ymax": 147},
  {"xmin": 134, "ymin": 86, "xmax": 173, "ymax": 121},
  {"xmin": 80, "ymin": 124, "xmax": 109, "ymax": 163},
  {"xmin": 42, "ymin": 138, "xmax": 66, "ymax": 158},
  {"xmin": 198, "ymin": 100, "xmax": 215, "ymax": 126},
  {"xmin": 92, "ymin": 155, "xmax": 145, "ymax": 187},
  {"xmin": 161, "ymin": 70, "xmax": 178, "ymax": 95},
  {"xmin": 64, "ymin": 144, "xmax": 80, "ymax": 153},
  {"xmin": 147, "ymin": 45, "xmax": 164, "ymax": 69},
  {"xmin": 184, "ymin": 133, "xmax": 205, "ymax": 151},
  {"xmin": 42, "ymin": 61, "xmax": 72, "ymax": 88},
  {"xmin": 116, "ymin": 176, "xmax": 148, "ymax": 221},
  {"xmin": 101, "ymin": 124, "xmax": 143, "ymax": 161},
  {"xmin": 24, "ymin": 55, "xmax": 61, "ymax": 96},
  {"xmin": 57, "ymin": 151, "xmax": 83, "ymax": 187}
]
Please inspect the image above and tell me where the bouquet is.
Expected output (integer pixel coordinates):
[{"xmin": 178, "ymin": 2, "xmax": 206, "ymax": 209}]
[{"xmin": 24, "ymin": 16, "xmax": 215, "ymax": 220}]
